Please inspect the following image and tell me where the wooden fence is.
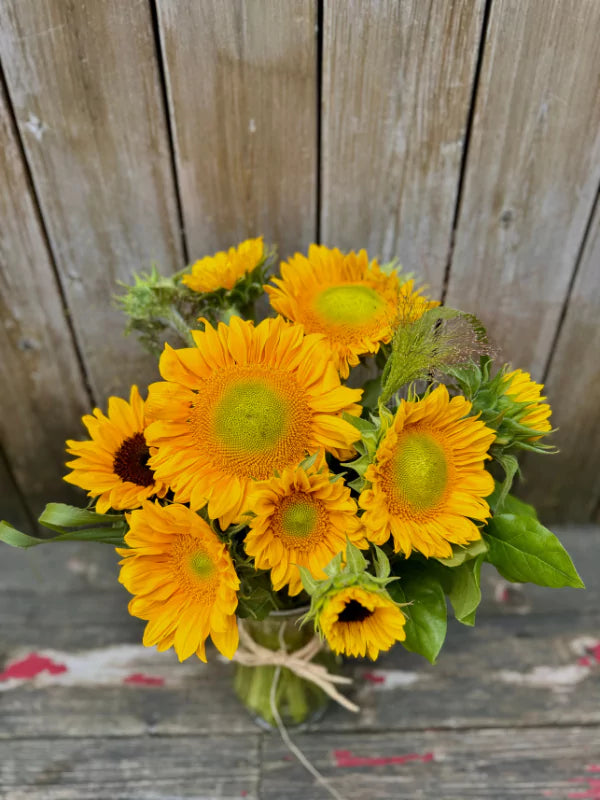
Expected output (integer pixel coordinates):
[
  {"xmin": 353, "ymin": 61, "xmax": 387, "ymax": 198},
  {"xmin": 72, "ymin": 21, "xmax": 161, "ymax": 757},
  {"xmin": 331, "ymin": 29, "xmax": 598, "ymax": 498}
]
[{"xmin": 1, "ymin": 0, "xmax": 599, "ymax": 530}]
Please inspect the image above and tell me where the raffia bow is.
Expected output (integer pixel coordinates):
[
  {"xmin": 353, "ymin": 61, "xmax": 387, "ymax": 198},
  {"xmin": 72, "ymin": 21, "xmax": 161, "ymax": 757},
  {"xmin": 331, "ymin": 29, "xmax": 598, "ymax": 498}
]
[{"xmin": 232, "ymin": 620, "xmax": 360, "ymax": 713}]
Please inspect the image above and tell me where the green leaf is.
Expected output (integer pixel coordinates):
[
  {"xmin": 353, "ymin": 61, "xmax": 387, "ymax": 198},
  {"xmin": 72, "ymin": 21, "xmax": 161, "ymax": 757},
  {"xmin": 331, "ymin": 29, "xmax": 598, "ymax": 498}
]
[
  {"xmin": 38, "ymin": 503, "xmax": 123, "ymax": 533},
  {"xmin": 445, "ymin": 556, "xmax": 484, "ymax": 626},
  {"xmin": 0, "ymin": 520, "xmax": 125, "ymax": 548},
  {"xmin": 484, "ymin": 513, "xmax": 584, "ymax": 588},
  {"xmin": 236, "ymin": 586, "xmax": 276, "ymax": 621},
  {"xmin": 390, "ymin": 570, "xmax": 447, "ymax": 664},
  {"xmin": 436, "ymin": 538, "xmax": 488, "ymax": 567}
]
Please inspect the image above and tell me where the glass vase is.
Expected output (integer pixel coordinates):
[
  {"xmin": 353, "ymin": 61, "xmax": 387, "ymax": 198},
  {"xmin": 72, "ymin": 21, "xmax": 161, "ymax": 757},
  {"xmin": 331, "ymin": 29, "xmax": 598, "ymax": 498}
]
[{"xmin": 233, "ymin": 607, "xmax": 340, "ymax": 729}]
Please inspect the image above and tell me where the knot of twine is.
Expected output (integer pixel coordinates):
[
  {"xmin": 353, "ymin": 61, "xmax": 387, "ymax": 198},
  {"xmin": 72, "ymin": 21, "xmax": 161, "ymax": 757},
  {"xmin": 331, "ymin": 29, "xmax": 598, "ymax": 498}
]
[{"xmin": 233, "ymin": 620, "xmax": 360, "ymax": 713}]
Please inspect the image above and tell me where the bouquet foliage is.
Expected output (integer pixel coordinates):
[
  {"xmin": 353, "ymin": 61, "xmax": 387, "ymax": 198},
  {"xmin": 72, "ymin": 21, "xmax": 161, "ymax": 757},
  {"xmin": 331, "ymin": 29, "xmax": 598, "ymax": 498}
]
[{"xmin": 1, "ymin": 238, "xmax": 582, "ymax": 719}]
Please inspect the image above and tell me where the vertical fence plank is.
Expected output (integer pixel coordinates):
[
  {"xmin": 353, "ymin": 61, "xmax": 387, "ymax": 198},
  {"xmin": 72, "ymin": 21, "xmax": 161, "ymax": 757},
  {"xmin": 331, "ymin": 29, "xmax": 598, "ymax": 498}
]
[
  {"xmin": 320, "ymin": 0, "xmax": 485, "ymax": 296},
  {"xmin": 156, "ymin": 0, "xmax": 317, "ymax": 260},
  {"xmin": 0, "ymin": 80, "xmax": 89, "ymax": 522},
  {"xmin": 445, "ymin": 0, "xmax": 600, "ymax": 377},
  {"xmin": 0, "ymin": 0, "xmax": 184, "ymax": 403},
  {"xmin": 521, "ymin": 197, "xmax": 600, "ymax": 522}
]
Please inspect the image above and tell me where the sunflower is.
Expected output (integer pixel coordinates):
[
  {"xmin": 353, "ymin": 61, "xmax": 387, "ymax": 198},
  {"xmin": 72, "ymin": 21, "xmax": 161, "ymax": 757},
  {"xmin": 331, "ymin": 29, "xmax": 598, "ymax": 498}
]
[
  {"xmin": 502, "ymin": 369, "xmax": 552, "ymax": 439},
  {"xmin": 244, "ymin": 460, "xmax": 366, "ymax": 596},
  {"xmin": 182, "ymin": 237, "xmax": 264, "ymax": 293},
  {"xmin": 359, "ymin": 385, "xmax": 496, "ymax": 559},
  {"xmin": 145, "ymin": 316, "xmax": 362, "ymax": 528},
  {"xmin": 118, "ymin": 502, "xmax": 239, "ymax": 662},
  {"xmin": 64, "ymin": 385, "xmax": 167, "ymax": 514},
  {"xmin": 317, "ymin": 586, "xmax": 406, "ymax": 660},
  {"xmin": 265, "ymin": 244, "xmax": 439, "ymax": 378}
]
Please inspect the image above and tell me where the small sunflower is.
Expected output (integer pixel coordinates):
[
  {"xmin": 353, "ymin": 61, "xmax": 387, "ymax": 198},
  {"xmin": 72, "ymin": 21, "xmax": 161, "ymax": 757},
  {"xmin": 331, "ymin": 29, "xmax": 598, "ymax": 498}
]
[
  {"xmin": 64, "ymin": 385, "xmax": 167, "ymax": 514},
  {"xmin": 318, "ymin": 586, "xmax": 406, "ymax": 660},
  {"xmin": 182, "ymin": 237, "xmax": 264, "ymax": 294},
  {"xmin": 118, "ymin": 502, "xmax": 239, "ymax": 662},
  {"xmin": 360, "ymin": 385, "xmax": 496, "ymax": 559},
  {"xmin": 502, "ymin": 369, "xmax": 552, "ymax": 440},
  {"xmin": 266, "ymin": 244, "xmax": 438, "ymax": 378},
  {"xmin": 145, "ymin": 315, "xmax": 362, "ymax": 528},
  {"xmin": 244, "ymin": 461, "xmax": 366, "ymax": 596}
]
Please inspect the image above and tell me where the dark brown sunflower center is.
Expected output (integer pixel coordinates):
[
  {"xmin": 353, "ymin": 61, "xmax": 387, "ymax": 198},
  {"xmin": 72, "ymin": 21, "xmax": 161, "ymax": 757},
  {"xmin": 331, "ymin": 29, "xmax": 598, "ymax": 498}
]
[
  {"xmin": 338, "ymin": 600, "xmax": 374, "ymax": 623},
  {"xmin": 113, "ymin": 432, "xmax": 154, "ymax": 487}
]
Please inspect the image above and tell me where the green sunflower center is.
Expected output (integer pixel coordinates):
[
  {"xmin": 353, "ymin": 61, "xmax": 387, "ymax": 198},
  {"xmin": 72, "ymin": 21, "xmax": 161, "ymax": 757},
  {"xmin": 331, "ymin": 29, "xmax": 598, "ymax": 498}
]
[
  {"xmin": 189, "ymin": 549, "xmax": 215, "ymax": 579},
  {"xmin": 392, "ymin": 431, "xmax": 448, "ymax": 511},
  {"xmin": 315, "ymin": 284, "xmax": 385, "ymax": 326},
  {"xmin": 281, "ymin": 499, "xmax": 318, "ymax": 539},
  {"xmin": 213, "ymin": 380, "xmax": 288, "ymax": 454}
]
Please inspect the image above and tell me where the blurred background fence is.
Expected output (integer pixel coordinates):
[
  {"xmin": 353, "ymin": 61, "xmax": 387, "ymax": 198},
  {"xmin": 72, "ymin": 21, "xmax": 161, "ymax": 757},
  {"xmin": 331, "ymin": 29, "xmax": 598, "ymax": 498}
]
[{"xmin": 0, "ymin": 0, "xmax": 599, "ymax": 530}]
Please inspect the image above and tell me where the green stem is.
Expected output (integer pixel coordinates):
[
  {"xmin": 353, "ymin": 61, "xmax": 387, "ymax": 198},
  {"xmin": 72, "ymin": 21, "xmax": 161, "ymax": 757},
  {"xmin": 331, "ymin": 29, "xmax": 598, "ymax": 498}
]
[{"xmin": 163, "ymin": 308, "xmax": 195, "ymax": 346}]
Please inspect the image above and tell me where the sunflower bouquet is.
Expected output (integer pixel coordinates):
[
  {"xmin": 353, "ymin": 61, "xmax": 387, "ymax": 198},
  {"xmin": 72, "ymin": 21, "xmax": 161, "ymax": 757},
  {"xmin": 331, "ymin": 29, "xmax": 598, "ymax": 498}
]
[{"xmin": 0, "ymin": 238, "xmax": 583, "ymax": 728}]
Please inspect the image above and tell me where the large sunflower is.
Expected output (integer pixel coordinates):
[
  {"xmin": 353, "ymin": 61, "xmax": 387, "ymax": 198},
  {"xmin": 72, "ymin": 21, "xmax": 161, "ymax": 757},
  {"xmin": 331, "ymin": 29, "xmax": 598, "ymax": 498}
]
[
  {"xmin": 182, "ymin": 237, "xmax": 264, "ymax": 293},
  {"xmin": 318, "ymin": 586, "xmax": 406, "ymax": 660},
  {"xmin": 359, "ymin": 385, "xmax": 496, "ymax": 559},
  {"xmin": 145, "ymin": 316, "xmax": 362, "ymax": 528},
  {"xmin": 266, "ymin": 244, "xmax": 438, "ymax": 378},
  {"xmin": 244, "ymin": 460, "xmax": 366, "ymax": 596},
  {"xmin": 502, "ymin": 369, "xmax": 552, "ymax": 439},
  {"xmin": 118, "ymin": 502, "xmax": 239, "ymax": 662},
  {"xmin": 64, "ymin": 385, "xmax": 167, "ymax": 514}
]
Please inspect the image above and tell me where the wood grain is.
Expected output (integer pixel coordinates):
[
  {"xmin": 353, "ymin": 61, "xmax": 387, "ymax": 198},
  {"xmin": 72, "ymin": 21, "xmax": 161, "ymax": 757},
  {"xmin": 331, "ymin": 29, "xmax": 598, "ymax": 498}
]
[
  {"xmin": 156, "ymin": 0, "xmax": 317, "ymax": 261},
  {"xmin": 0, "ymin": 0, "xmax": 184, "ymax": 403},
  {"xmin": 0, "ymin": 735, "xmax": 260, "ymax": 800},
  {"xmin": 522, "ymin": 198, "xmax": 600, "ymax": 521},
  {"xmin": 445, "ymin": 0, "xmax": 600, "ymax": 377},
  {"xmin": 320, "ymin": 0, "xmax": 485, "ymax": 296},
  {"xmin": 260, "ymin": 727, "xmax": 600, "ymax": 800},
  {"xmin": 0, "ymin": 77, "xmax": 89, "ymax": 521}
]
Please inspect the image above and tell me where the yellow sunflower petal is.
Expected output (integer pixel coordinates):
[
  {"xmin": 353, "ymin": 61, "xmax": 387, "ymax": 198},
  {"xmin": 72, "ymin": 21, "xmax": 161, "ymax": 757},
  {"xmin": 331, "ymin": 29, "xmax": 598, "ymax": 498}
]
[
  {"xmin": 119, "ymin": 502, "xmax": 240, "ymax": 662},
  {"xmin": 360, "ymin": 384, "xmax": 495, "ymax": 559},
  {"xmin": 266, "ymin": 245, "xmax": 439, "ymax": 378},
  {"xmin": 146, "ymin": 315, "xmax": 362, "ymax": 526}
]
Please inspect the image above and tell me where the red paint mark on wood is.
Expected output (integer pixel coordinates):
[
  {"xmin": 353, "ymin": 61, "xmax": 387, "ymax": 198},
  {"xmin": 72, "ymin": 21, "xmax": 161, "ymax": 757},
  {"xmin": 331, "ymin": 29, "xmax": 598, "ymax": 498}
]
[
  {"xmin": 579, "ymin": 657, "xmax": 592, "ymax": 667},
  {"xmin": 123, "ymin": 672, "xmax": 165, "ymax": 687},
  {"xmin": 333, "ymin": 750, "xmax": 434, "ymax": 768},
  {"xmin": 568, "ymin": 777, "xmax": 600, "ymax": 798},
  {"xmin": 240, "ymin": 792, "xmax": 248, "ymax": 797},
  {"xmin": 587, "ymin": 766, "xmax": 600, "ymax": 773},
  {"xmin": 0, "ymin": 653, "xmax": 67, "ymax": 681},
  {"xmin": 363, "ymin": 671, "xmax": 385, "ymax": 684},
  {"xmin": 578, "ymin": 642, "xmax": 600, "ymax": 668}
]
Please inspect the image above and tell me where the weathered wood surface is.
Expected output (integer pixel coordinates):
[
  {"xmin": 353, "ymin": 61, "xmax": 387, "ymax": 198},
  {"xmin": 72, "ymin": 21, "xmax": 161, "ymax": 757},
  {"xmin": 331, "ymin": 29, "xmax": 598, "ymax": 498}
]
[
  {"xmin": 156, "ymin": 0, "xmax": 317, "ymax": 260},
  {"xmin": 0, "ymin": 527, "xmax": 598, "ymax": 797},
  {"xmin": 0, "ymin": 0, "xmax": 183, "ymax": 403},
  {"xmin": 523, "ymin": 197, "xmax": 600, "ymax": 522},
  {"xmin": 444, "ymin": 0, "xmax": 600, "ymax": 377},
  {"xmin": 320, "ymin": 0, "xmax": 485, "ymax": 297},
  {"xmin": 0, "ymin": 736, "xmax": 260, "ymax": 800},
  {"xmin": 0, "ymin": 76, "xmax": 89, "ymax": 517}
]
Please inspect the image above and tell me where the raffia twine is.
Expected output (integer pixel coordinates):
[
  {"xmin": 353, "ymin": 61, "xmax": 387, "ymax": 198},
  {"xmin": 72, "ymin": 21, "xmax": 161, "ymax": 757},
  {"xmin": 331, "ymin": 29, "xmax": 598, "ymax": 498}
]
[
  {"xmin": 233, "ymin": 619, "xmax": 355, "ymax": 800},
  {"xmin": 232, "ymin": 619, "xmax": 360, "ymax": 714}
]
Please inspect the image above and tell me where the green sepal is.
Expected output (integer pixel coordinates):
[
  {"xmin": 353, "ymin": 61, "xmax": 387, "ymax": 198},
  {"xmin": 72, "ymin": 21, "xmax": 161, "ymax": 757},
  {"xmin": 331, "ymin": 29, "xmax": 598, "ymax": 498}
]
[
  {"xmin": 488, "ymin": 484, "xmax": 537, "ymax": 517},
  {"xmin": 298, "ymin": 566, "xmax": 320, "ymax": 596},
  {"xmin": 345, "ymin": 540, "xmax": 367, "ymax": 573},
  {"xmin": 484, "ymin": 513, "xmax": 584, "ymax": 588},
  {"xmin": 372, "ymin": 544, "xmax": 391, "ymax": 578},
  {"xmin": 323, "ymin": 552, "xmax": 344, "ymax": 578}
]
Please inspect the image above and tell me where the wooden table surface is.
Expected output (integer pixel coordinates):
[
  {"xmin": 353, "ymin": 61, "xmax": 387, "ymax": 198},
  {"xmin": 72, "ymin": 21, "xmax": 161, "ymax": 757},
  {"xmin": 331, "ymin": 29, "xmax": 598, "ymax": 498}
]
[{"xmin": 1, "ymin": 526, "xmax": 598, "ymax": 799}]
